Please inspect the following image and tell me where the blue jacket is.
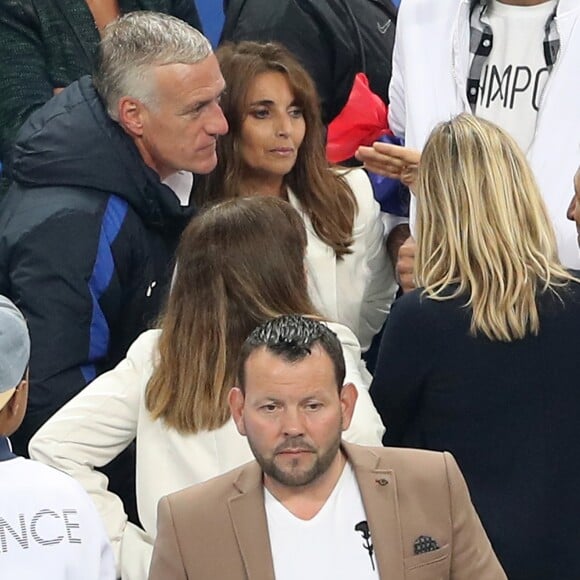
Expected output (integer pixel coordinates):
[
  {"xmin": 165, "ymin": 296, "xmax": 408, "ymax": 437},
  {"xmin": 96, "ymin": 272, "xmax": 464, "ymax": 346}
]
[{"xmin": 0, "ymin": 77, "xmax": 196, "ymax": 454}]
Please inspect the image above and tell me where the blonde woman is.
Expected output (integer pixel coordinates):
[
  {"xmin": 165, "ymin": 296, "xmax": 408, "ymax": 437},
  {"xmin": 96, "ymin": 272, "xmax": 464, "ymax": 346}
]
[
  {"xmin": 29, "ymin": 197, "xmax": 384, "ymax": 580},
  {"xmin": 370, "ymin": 114, "xmax": 580, "ymax": 580}
]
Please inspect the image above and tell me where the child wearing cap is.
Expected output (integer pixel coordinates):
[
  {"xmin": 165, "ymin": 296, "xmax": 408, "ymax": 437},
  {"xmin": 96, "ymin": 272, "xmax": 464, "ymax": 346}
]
[{"xmin": 0, "ymin": 295, "xmax": 116, "ymax": 579}]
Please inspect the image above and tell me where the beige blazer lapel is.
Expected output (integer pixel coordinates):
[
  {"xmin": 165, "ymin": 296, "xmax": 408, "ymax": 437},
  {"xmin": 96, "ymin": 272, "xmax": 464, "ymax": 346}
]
[
  {"xmin": 344, "ymin": 443, "xmax": 405, "ymax": 580},
  {"xmin": 228, "ymin": 462, "xmax": 276, "ymax": 580}
]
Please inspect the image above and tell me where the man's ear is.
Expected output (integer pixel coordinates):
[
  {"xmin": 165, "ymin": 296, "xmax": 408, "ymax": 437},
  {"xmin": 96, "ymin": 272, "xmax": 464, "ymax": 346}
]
[
  {"xmin": 228, "ymin": 387, "xmax": 247, "ymax": 436},
  {"xmin": 0, "ymin": 377, "xmax": 28, "ymax": 437},
  {"xmin": 339, "ymin": 382, "xmax": 358, "ymax": 432},
  {"xmin": 10, "ymin": 378, "xmax": 28, "ymax": 412},
  {"xmin": 118, "ymin": 96, "xmax": 146, "ymax": 137},
  {"xmin": 3, "ymin": 377, "xmax": 28, "ymax": 422}
]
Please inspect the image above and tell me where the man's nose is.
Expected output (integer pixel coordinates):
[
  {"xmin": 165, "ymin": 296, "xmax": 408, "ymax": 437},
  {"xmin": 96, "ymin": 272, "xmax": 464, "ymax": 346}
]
[
  {"xmin": 207, "ymin": 102, "xmax": 229, "ymax": 137},
  {"xmin": 281, "ymin": 408, "xmax": 305, "ymax": 437},
  {"xmin": 566, "ymin": 195, "xmax": 577, "ymax": 222}
]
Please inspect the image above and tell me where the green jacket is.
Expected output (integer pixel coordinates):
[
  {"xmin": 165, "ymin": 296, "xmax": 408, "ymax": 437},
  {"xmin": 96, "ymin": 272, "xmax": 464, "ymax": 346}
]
[{"xmin": 0, "ymin": 0, "xmax": 202, "ymax": 165}]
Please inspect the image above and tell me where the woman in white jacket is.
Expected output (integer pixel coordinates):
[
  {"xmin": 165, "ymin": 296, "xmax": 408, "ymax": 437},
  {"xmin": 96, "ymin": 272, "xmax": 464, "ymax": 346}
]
[
  {"xmin": 199, "ymin": 41, "xmax": 396, "ymax": 352},
  {"xmin": 29, "ymin": 197, "xmax": 384, "ymax": 579}
]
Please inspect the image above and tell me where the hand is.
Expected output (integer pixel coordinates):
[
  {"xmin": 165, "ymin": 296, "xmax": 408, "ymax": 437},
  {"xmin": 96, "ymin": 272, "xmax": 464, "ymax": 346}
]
[
  {"xmin": 397, "ymin": 236, "xmax": 416, "ymax": 293},
  {"xmin": 356, "ymin": 142, "xmax": 420, "ymax": 190},
  {"xmin": 53, "ymin": 87, "xmax": 65, "ymax": 96}
]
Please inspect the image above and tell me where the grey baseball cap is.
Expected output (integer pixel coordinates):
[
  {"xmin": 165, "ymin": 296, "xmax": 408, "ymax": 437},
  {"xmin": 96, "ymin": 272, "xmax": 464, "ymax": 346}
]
[{"xmin": 0, "ymin": 296, "xmax": 30, "ymax": 409}]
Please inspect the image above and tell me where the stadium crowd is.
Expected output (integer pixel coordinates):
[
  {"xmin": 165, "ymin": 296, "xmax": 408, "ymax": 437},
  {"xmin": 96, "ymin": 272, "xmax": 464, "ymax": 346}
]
[{"xmin": 0, "ymin": 1, "xmax": 579, "ymax": 579}]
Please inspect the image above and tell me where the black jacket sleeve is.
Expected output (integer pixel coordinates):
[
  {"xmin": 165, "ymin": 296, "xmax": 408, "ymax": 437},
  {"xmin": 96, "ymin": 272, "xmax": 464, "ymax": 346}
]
[
  {"xmin": 0, "ymin": 0, "xmax": 54, "ymax": 163},
  {"xmin": 0, "ymin": 193, "xmax": 126, "ymax": 454},
  {"xmin": 370, "ymin": 291, "xmax": 433, "ymax": 446}
]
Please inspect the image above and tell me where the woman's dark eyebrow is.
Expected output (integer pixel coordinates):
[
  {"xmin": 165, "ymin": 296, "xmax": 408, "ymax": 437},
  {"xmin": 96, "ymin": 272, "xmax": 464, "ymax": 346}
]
[{"xmin": 248, "ymin": 99, "xmax": 275, "ymax": 107}]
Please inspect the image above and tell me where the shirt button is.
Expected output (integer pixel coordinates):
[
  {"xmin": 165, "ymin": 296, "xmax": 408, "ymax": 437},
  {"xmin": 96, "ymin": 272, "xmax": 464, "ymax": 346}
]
[
  {"xmin": 376, "ymin": 478, "xmax": 388, "ymax": 486},
  {"xmin": 483, "ymin": 39, "xmax": 491, "ymax": 47}
]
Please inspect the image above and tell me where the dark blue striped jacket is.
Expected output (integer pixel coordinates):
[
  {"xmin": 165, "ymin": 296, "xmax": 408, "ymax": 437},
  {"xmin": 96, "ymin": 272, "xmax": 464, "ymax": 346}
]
[{"xmin": 0, "ymin": 77, "xmax": 195, "ymax": 454}]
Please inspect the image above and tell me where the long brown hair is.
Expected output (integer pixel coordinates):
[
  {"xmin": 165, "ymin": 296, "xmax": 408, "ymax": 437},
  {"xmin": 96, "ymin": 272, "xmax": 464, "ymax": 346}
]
[
  {"xmin": 416, "ymin": 114, "xmax": 577, "ymax": 341},
  {"xmin": 198, "ymin": 41, "xmax": 357, "ymax": 258},
  {"xmin": 145, "ymin": 196, "xmax": 319, "ymax": 433}
]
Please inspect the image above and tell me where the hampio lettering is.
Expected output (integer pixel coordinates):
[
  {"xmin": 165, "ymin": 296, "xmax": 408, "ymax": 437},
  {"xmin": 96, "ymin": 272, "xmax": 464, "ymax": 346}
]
[{"xmin": 479, "ymin": 64, "xmax": 549, "ymax": 111}]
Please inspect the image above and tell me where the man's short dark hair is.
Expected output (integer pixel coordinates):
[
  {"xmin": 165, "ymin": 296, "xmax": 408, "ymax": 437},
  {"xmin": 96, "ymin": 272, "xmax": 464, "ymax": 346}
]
[{"xmin": 237, "ymin": 315, "xmax": 346, "ymax": 391}]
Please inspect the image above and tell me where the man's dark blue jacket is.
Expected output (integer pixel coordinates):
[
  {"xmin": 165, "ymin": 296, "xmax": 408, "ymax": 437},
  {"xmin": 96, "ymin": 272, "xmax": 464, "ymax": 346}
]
[{"xmin": 0, "ymin": 77, "xmax": 196, "ymax": 454}]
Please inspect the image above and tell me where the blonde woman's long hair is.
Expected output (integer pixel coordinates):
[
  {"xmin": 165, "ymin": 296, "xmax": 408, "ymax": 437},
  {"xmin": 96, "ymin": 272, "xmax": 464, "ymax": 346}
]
[
  {"xmin": 416, "ymin": 114, "xmax": 576, "ymax": 342},
  {"xmin": 146, "ymin": 196, "xmax": 319, "ymax": 433}
]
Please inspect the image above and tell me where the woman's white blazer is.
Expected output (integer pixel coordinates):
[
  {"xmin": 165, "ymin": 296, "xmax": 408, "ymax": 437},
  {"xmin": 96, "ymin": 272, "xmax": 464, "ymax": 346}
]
[{"xmin": 288, "ymin": 168, "xmax": 396, "ymax": 352}]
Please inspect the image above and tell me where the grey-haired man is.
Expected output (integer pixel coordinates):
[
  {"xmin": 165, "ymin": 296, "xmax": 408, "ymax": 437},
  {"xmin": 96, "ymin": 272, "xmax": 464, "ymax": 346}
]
[{"xmin": 0, "ymin": 11, "xmax": 227, "ymax": 458}]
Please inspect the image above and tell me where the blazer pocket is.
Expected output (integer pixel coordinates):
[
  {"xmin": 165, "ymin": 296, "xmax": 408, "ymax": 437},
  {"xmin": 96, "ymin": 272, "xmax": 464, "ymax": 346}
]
[{"xmin": 404, "ymin": 543, "xmax": 450, "ymax": 572}]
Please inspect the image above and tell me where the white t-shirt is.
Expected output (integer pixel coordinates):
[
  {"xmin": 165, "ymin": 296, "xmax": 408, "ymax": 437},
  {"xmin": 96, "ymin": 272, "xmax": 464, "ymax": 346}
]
[
  {"xmin": 0, "ymin": 454, "xmax": 115, "ymax": 580},
  {"xmin": 265, "ymin": 462, "xmax": 380, "ymax": 580},
  {"xmin": 475, "ymin": 0, "xmax": 557, "ymax": 152}
]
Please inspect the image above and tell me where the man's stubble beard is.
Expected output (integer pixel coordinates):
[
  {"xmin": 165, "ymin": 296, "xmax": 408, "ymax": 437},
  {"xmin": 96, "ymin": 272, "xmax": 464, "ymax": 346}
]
[{"xmin": 249, "ymin": 421, "xmax": 343, "ymax": 488}]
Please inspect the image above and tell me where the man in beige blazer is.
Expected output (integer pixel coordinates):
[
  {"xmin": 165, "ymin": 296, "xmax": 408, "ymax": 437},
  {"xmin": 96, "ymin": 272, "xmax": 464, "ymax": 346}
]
[{"xmin": 149, "ymin": 315, "xmax": 505, "ymax": 580}]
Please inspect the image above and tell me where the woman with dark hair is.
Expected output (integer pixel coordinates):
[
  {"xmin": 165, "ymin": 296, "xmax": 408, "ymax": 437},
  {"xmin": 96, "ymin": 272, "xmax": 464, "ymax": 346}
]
[
  {"xmin": 370, "ymin": 114, "xmax": 580, "ymax": 580},
  {"xmin": 29, "ymin": 196, "xmax": 384, "ymax": 579},
  {"xmin": 199, "ymin": 41, "xmax": 396, "ymax": 353}
]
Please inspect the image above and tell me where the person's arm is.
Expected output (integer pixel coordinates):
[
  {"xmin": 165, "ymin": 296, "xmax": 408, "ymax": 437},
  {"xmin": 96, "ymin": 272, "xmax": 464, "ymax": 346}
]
[
  {"xmin": 387, "ymin": 0, "xmax": 406, "ymax": 140},
  {"xmin": 0, "ymin": 1, "xmax": 57, "ymax": 162},
  {"xmin": 359, "ymin": 1, "xmax": 415, "ymax": 266},
  {"xmin": 356, "ymin": 142, "xmax": 420, "ymax": 187},
  {"xmin": 353, "ymin": 4, "xmax": 421, "ymax": 185},
  {"xmin": 70, "ymin": 479, "xmax": 118, "ymax": 580},
  {"xmin": 369, "ymin": 293, "xmax": 429, "ymax": 444},
  {"xmin": 445, "ymin": 452, "xmax": 507, "ymax": 579},
  {"xmin": 29, "ymin": 331, "xmax": 158, "ymax": 576},
  {"xmin": 328, "ymin": 321, "xmax": 385, "ymax": 445},
  {"xmin": 348, "ymin": 169, "xmax": 397, "ymax": 351},
  {"xmin": 148, "ymin": 497, "xmax": 188, "ymax": 580}
]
